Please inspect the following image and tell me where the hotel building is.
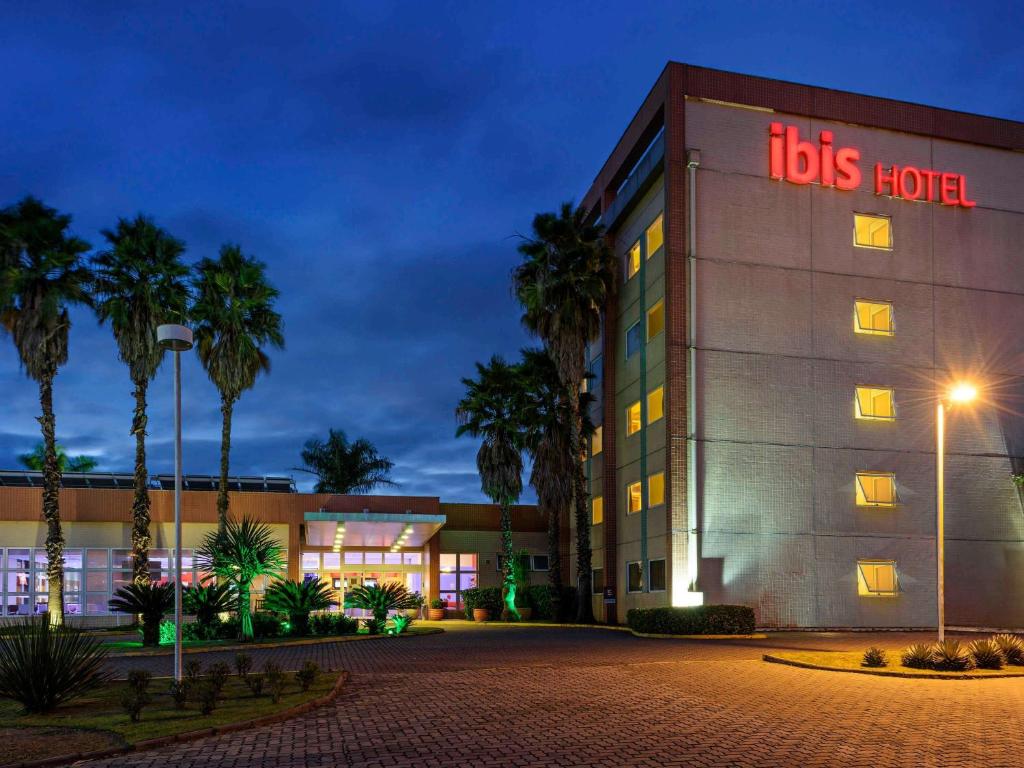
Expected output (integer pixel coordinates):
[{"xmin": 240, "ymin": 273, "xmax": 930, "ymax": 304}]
[{"xmin": 579, "ymin": 63, "xmax": 1024, "ymax": 628}]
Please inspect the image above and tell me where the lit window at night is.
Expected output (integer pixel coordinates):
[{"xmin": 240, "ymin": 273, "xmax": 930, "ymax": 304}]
[
  {"xmin": 855, "ymin": 386, "xmax": 895, "ymax": 421},
  {"xmin": 626, "ymin": 321, "xmax": 643, "ymax": 357},
  {"xmin": 626, "ymin": 240, "xmax": 641, "ymax": 280},
  {"xmin": 591, "ymin": 425, "xmax": 603, "ymax": 455},
  {"xmin": 854, "ymin": 299, "xmax": 894, "ymax": 336},
  {"xmin": 592, "ymin": 495, "xmax": 604, "ymax": 525},
  {"xmin": 648, "ymin": 472, "xmax": 665, "ymax": 506},
  {"xmin": 857, "ymin": 560, "xmax": 899, "ymax": 597},
  {"xmin": 648, "ymin": 558, "xmax": 666, "ymax": 591},
  {"xmin": 647, "ymin": 300, "xmax": 664, "ymax": 340},
  {"xmin": 646, "ymin": 214, "xmax": 664, "ymax": 256},
  {"xmin": 647, "ymin": 386, "xmax": 664, "ymax": 423},
  {"xmin": 853, "ymin": 213, "xmax": 892, "ymax": 249},
  {"xmin": 627, "ymin": 561, "xmax": 643, "ymax": 592},
  {"xmin": 627, "ymin": 481, "xmax": 642, "ymax": 514},
  {"xmin": 855, "ymin": 472, "xmax": 898, "ymax": 507},
  {"xmin": 626, "ymin": 401, "xmax": 642, "ymax": 435}
]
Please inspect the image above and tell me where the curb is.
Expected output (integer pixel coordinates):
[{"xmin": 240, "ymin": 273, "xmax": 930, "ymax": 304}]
[
  {"xmin": 450, "ymin": 620, "xmax": 761, "ymax": 640},
  {"xmin": 1, "ymin": 671, "xmax": 350, "ymax": 768},
  {"xmin": 632, "ymin": 631, "xmax": 767, "ymax": 640},
  {"xmin": 763, "ymin": 653, "xmax": 1024, "ymax": 680}
]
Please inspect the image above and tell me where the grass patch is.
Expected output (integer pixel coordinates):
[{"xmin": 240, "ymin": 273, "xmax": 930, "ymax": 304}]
[
  {"xmin": 766, "ymin": 650, "xmax": 1024, "ymax": 678},
  {"xmin": 0, "ymin": 673, "xmax": 337, "ymax": 766},
  {"xmin": 103, "ymin": 626, "xmax": 440, "ymax": 654}
]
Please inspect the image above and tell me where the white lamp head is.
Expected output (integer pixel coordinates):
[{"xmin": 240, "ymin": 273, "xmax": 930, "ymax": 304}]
[{"xmin": 157, "ymin": 324, "xmax": 194, "ymax": 352}]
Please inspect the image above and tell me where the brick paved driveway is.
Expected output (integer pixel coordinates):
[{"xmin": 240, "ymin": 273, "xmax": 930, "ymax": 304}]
[{"xmin": 82, "ymin": 624, "xmax": 1024, "ymax": 767}]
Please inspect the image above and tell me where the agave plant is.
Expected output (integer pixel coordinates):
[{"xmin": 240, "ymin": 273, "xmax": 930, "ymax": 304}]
[
  {"xmin": 0, "ymin": 616, "xmax": 112, "ymax": 713},
  {"xmin": 969, "ymin": 638, "xmax": 1005, "ymax": 670},
  {"xmin": 861, "ymin": 646, "xmax": 887, "ymax": 668},
  {"xmin": 108, "ymin": 582, "xmax": 175, "ymax": 646},
  {"xmin": 262, "ymin": 578, "xmax": 335, "ymax": 636},
  {"xmin": 992, "ymin": 633, "xmax": 1024, "ymax": 665},
  {"xmin": 182, "ymin": 580, "xmax": 236, "ymax": 638},
  {"xmin": 930, "ymin": 639, "xmax": 974, "ymax": 671},
  {"xmin": 900, "ymin": 643, "xmax": 933, "ymax": 669},
  {"xmin": 344, "ymin": 581, "xmax": 420, "ymax": 626}
]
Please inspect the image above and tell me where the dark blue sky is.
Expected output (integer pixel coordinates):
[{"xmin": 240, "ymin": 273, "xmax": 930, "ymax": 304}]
[{"xmin": 1, "ymin": 2, "xmax": 1021, "ymax": 501}]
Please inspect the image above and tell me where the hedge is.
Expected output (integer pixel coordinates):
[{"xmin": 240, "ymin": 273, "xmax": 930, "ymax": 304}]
[
  {"xmin": 524, "ymin": 584, "xmax": 578, "ymax": 621},
  {"xmin": 462, "ymin": 584, "xmax": 579, "ymax": 621},
  {"xmin": 626, "ymin": 605, "xmax": 755, "ymax": 635},
  {"xmin": 461, "ymin": 587, "xmax": 503, "ymax": 619}
]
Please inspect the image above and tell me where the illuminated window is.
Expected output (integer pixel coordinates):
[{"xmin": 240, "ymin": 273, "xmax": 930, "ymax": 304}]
[
  {"xmin": 626, "ymin": 321, "xmax": 643, "ymax": 357},
  {"xmin": 591, "ymin": 425, "xmax": 603, "ymax": 456},
  {"xmin": 647, "ymin": 300, "xmax": 664, "ymax": 340},
  {"xmin": 648, "ymin": 559, "xmax": 666, "ymax": 591},
  {"xmin": 854, "ymin": 299, "xmax": 894, "ymax": 336},
  {"xmin": 646, "ymin": 214, "xmax": 664, "ymax": 256},
  {"xmin": 592, "ymin": 496, "xmax": 604, "ymax": 525},
  {"xmin": 626, "ymin": 401, "xmax": 642, "ymax": 436},
  {"xmin": 627, "ymin": 481, "xmax": 642, "ymax": 514},
  {"xmin": 627, "ymin": 561, "xmax": 643, "ymax": 592},
  {"xmin": 647, "ymin": 386, "xmax": 664, "ymax": 424},
  {"xmin": 855, "ymin": 472, "xmax": 898, "ymax": 507},
  {"xmin": 853, "ymin": 213, "xmax": 892, "ymax": 249},
  {"xmin": 857, "ymin": 560, "xmax": 899, "ymax": 597},
  {"xmin": 648, "ymin": 472, "xmax": 665, "ymax": 507},
  {"xmin": 855, "ymin": 387, "xmax": 896, "ymax": 421},
  {"xmin": 626, "ymin": 241, "xmax": 641, "ymax": 280}
]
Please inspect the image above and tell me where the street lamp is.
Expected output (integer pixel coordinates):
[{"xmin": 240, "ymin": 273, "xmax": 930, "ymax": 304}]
[
  {"xmin": 936, "ymin": 380, "xmax": 978, "ymax": 643},
  {"xmin": 157, "ymin": 324, "xmax": 193, "ymax": 682}
]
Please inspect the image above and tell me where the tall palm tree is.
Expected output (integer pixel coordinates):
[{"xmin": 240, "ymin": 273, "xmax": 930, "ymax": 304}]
[
  {"xmin": 93, "ymin": 215, "xmax": 190, "ymax": 585},
  {"xmin": 191, "ymin": 245, "xmax": 284, "ymax": 531},
  {"xmin": 294, "ymin": 428, "xmax": 397, "ymax": 493},
  {"xmin": 0, "ymin": 197, "xmax": 92, "ymax": 625},
  {"xmin": 513, "ymin": 202, "xmax": 616, "ymax": 623},
  {"xmin": 456, "ymin": 355, "xmax": 528, "ymax": 621}
]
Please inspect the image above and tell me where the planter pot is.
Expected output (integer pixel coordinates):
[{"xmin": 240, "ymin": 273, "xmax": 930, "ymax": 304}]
[
  {"xmin": 427, "ymin": 608, "xmax": 445, "ymax": 621},
  {"xmin": 472, "ymin": 608, "xmax": 490, "ymax": 622},
  {"xmin": 518, "ymin": 607, "xmax": 533, "ymax": 621}
]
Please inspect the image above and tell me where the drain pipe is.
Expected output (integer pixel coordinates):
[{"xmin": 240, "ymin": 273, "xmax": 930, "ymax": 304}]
[{"xmin": 685, "ymin": 149, "xmax": 702, "ymax": 602}]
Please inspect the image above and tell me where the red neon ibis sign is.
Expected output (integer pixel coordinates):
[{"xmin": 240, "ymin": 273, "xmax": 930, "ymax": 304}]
[{"xmin": 768, "ymin": 122, "xmax": 976, "ymax": 208}]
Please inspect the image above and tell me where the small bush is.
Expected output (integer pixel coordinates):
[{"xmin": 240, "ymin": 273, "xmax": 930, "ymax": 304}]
[
  {"xmin": 182, "ymin": 619, "xmax": 221, "ymax": 642},
  {"xmin": 429, "ymin": 597, "xmax": 445, "ymax": 610},
  {"xmin": 310, "ymin": 613, "xmax": 359, "ymax": 636},
  {"xmin": 461, "ymin": 587, "xmax": 503, "ymax": 620},
  {"xmin": 208, "ymin": 661, "xmax": 231, "ymax": 697},
  {"xmin": 861, "ymin": 647, "xmax": 888, "ymax": 668},
  {"xmin": 264, "ymin": 662, "xmax": 287, "ymax": 704},
  {"xmin": 993, "ymin": 634, "xmax": 1024, "ymax": 665},
  {"xmin": 121, "ymin": 689, "xmax": 151, "ymax": 722},
  {"xmin": 295, "ymin": 661, "xmax": 319, "ymax": 692},
  {"xmin": 390, "ymin": 614, "xmax": 413, "ymax": 635},
  {"xmin": 235, "ymin": 652, "xmax": 253, "ymax": 679},
  {"xmin": 901, "ymin": 643, "xmax": 933, "ymax": 669},
  {"xmin": 197, "ymin": 683, "xmax": 218, "ymax": 715},
  {"xmin": 245, "ymin": 672, "xmax": 265, "ymax": 697},
  {"xmin": 109, "ymin": 582, "xmax": 175, "ymax": 647},
  {"xmin": 126, "ymin": 669, "xmax": 152, "ymax": 695},
  {"xmin": 970, "ymin": 638, "xmax": 1005, "ymax": 670},
  {"xmin": 364, "ymin": 618, "xmax": 380, "ymax": 635},
  {"xmin": 625, "ymin": 605, "xmax": 756, "ymax": 635},
  {"xmin": 524, "ymin": 584, "xmax": 578, "ymax": 621},
  {"xmin": 931, "ymin": 639, "xmax": 974, "ymax": 671},
  {"xmin": 184, "ymin": 659, "xmax": 203, "ymax": 684},
  {"xmin": 168, "ymin": 680, "xmax": 189, "ymax": 709}
]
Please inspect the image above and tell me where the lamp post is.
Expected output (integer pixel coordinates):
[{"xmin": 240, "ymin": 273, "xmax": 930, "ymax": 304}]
[
  {"xmin": 936, "ymin": 381, "xmax": 978, "ymax": 643},
  {"xmin": 157, "ymin": 324, "xmax": 193, "ymax": 682}
]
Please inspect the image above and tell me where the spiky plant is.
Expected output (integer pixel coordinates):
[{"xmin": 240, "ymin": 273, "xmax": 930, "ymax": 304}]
[
  {"xmin": 931, "ymin": 639, "xmax": 974, "ymax": 671},
  {"xmin": 293, "ymin": 428, "xmax": 397, "ymax": 493},
  {"xmin": 969, "ymin": 638, "xmax": 1005, "ymax": 670},
  {"xmin": 182, "ymin": 580, "xmax": 236, "ymax": 637},
  {"xmin": 262, "ymin": 578, "xmax": 335, "ymax": 636},
  {"xmin": 992, "ymin": 633, "xmax": 1024, "ymax": 665},
  {"xmin": 900, "ymin": 643, "xmax": 933, "ymax": 669},
  {"xmin": 0, "ymin": 616, "xmax": 111, "ymax": 713},
  {"xmin": 108, "ymin": 582, "xmax": 175, "ymax": 646},
  {"xmin": 344, "ymin": 581, "xmax": 420, "ymax": 626},
  {"xmin": 861, "ymin": 647, "xmax": 888, "ymax": 668}
]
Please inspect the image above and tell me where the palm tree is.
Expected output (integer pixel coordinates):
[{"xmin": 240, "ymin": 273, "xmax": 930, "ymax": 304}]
[
  {"xmin": 344, "ymin": 581, "xmax": 420, "ymax": 631},
  {"xmin": 513, "ymin": 202, "xmax": 616, "ymax": 623},
  {"xmin": 108, "ymin": 582, "xmax": 175, "ymax": 646},
  {"xmin": 191, "ymin": 245, "xmax": 284, "ymax": 531},
  {"xmin": 263, "ymin": 577, "xmax": 335, "ymax": 636},
  {"xmin": 182, "ymin": 580, "xmax": 235, "ymax": 638},
  {"xmin": 195, "ymin": 516, "xmax": 286, "ymax": 641},
  {"xmin": 18, "ymin": 441, "xmax": 98, "ymax": 473},
  {"xmin": 0, "ymin": 197, "xmax": 92, "ymax": 626},
  {"xmin": 456, "ymin": 356, "xmax": 528, "ymax": 621},
  {"xmin": 294, "ymin": 428, "xmax": 397, "ymax": 493},
  {"xmin": 92, "ymin": 215, "xmax": 190, "ymax": 585}
]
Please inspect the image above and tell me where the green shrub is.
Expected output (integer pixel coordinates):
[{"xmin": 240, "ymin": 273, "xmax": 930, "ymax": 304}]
[
  {"xmin": 461, "ymin": 587, "xmax": 503, "ymax": 620},
  {"xmin": 901, "ymin": 643, "xmax": 932, "ymax": 669},
  {"xmin": 264, "ymin": 662, "xmax": 287, "ymax": 704},
  {"xmin": 625, "ymin": 605, "xmax": 755, "ymax": 635},
  {"xmin": 168, "ymin": 679, "xmax": 189, "ymax": 709},
  {"xmin": 344, "ymin": 582, "xmax": 420, "ymax": 625},
  {"xmin": 182, "ymin": 581, "xmax": 235, "ymax": 637},
  {"xmin": 363, "ymin": 618, "xmax": 380, "ymax": 635},
  {"xmin": 126, "ymin": 670, "xmax": 152, "ymax": 695},
  {"xmin": 429, "ymin": 597, "xmax": 446, "ymax": 610},
  {"xmin": 208, "ymin": 662, "xmax": 231, "ymax": 697},
  {"xmin": 197, "ymin": 683, "xmax": 218, "ymax": 715},
  {"xmin": 969, "ymin": 638, "xmax": 1005, "ymax": 670},
  {"xmin": 0, "ymin": 616, "xmax": 111, "ymax": 713},
  {"xmin": 993, "ymin": 634, "xmax": 1024, "ymax": 665},
  {"xmin": 109, "ymin": 582, "xmax": 175, "ymax": 646},
  {"xmin": 390, "ymin": 614, "xmax": 413, "ymax": 635},
  {"xmin": 861, "ymin": 647, "xmax": 888, "ymax": 668},
  {"xmin": 235, "ymin": 652, "xmax": 253, "ymax": 679},
  {"xmin": 295, "ymin": 661, "xmax": 319, "ymax": 692},
  {"xmin": 931, "ymin": 639, "xmax": 973, "ymax": 671},
  {"xmin": 184, "ymin": 659, "xmax": 203, "ymax": 684},
  {"xmin": 121, "ymin": 689, "xmax": 151, "ymax": 722},
  {"xmin": 158, "ymin": 620, "xmax": 175, "ymax": 645},
  {"xmin": 182, "ymin": 619, "xmax": 221, "ymax": 642},
  {"xmin": 217, "ymin": 611, "xmax": 282, "ymax": 640},
  {"xmin": 524, "ymin": 585, "xmax": 578, "ymax": 621},
  {"xmin": 263, "ymin": 578, "xmax": 335, "ymax": 636},
  {"xmin": 245, "ymin": 672, "xmax": 265, "ymax": 697},
  {"xmin": 310, "ymin": 613, "xmax": 359, "ymax": 636}
]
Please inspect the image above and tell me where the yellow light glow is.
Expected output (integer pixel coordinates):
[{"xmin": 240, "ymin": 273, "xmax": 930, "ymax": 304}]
[{"xmin": 949, "ymin": 382, "xmax": 977, "ymax": 404}]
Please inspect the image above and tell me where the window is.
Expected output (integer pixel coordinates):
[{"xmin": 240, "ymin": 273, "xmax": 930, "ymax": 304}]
[
  {"xmin": 647, "ymin": 300, "xmax": 664, "ymax": 340},
  {"xmin": 626, "ymin": 321, "xmax": 643, "ymax": 357},
  {"xmin": 627, "ymin": 481, "xmax": 642, "ymax": 514},
  {"xmin": 853, "ymin": 213, "xmax": 892, "ymax": 249},
  {"xmin": 441, "ymin": 553, "xmax": 477, "ymax": 608},
  {"xmin": 648, "ymin": 472, "xmax": 665, "ymax": 507},
  {"xmin": 627, "ymin": 561, "xmax": 643, "ymax": 592},
  {"xmin": 626, "ymin": 241, "xmax": 641, "ymax": 280},
  {"xmin": 591, "ymin": 425, "xmax": 603, "ymax": 456},
  {"xmin": 648, "ymin": 559, "xmax": 666, "ymax": 592},
  {"xmin": 855, "ymin": 472, "xmax": 898, "ymax": 507},
  {"xmin": 592, "ymin": 495, "xmax": 604, "ymax": 525},
  {"xmin": 854, "ymin": 299, "xmax": 895, "ymax": 336},
  {"xmin": 857, "ymin": 560, "xmax": 899, "ymax": 597},
  {"xmin": 626, "ymin": 401, "xmax": 642, "ymax": 436},
  {"xmin": 592, "ymin": 568, "xmax": 605, "ymax": 594},
  {"xmin": 531, "ymin": 555, "xmax": 549, "ymax": 572},
  {"xmin": 855, "ymin": 386, "xmax": 896, "ymax": 421},
  {"xmin": 647, "ymin": 386, "xmax": 664, "ymax": 423},
  {"xmin": 646, "ymin": 214, "xmax": 664, "ymax": 256}
]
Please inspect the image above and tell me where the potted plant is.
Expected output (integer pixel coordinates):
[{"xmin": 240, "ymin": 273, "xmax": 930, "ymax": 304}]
[
  {"xmin": 473, "ymin": 606, "xmax": 490, "ymax": 622},
  {"xmin": 427, "ymin": 597, "xmax": 446, "ymax": 621},
  {"xmin": 406, "ymin": 591, "xmax": 425, "ymax": 618}
]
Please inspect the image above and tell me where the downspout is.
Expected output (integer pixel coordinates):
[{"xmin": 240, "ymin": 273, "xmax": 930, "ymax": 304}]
[
  {"xmin": 686, "ymin": 149, "xmax": 701, "ymax": 599},
  {"xmin": 639, "ymin": 239, "xmax": 649, "ymax": 591}
]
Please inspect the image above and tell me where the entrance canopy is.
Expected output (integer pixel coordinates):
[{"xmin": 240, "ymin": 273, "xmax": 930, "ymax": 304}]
[{"xmin": 304, "ymin": 510, "xmax": 446, "ymax": 549}]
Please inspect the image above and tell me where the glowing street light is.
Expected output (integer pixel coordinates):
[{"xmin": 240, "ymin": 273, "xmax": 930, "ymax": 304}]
[{"xmin": 936, "ymin": 380, "xmax": 978, "ymax": 643}]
